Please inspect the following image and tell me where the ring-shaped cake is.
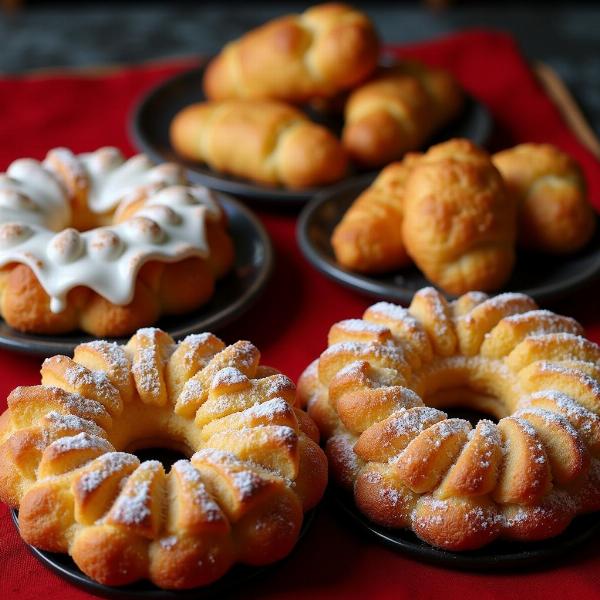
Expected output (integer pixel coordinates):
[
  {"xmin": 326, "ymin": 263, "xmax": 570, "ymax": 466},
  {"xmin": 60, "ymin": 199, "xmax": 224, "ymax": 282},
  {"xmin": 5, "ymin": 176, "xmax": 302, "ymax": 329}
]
[
  {"xmin": 299, "ymin": 287, "xmax": 600, "ymax": 550},
  {"xmin": 0, "ymin": 328, "xmax": 327, "ymax": 588},
  {"xmin": 0, "ymin": 147, "xmax": 234, "ymax": 336}
]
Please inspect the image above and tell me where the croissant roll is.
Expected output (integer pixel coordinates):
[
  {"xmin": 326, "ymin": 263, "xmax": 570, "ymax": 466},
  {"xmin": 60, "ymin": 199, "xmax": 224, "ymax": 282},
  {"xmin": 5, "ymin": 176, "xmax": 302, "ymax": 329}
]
[
  {"xmin": 492, "ymin": 143, "xmax": 596, "ymax": 254},
  {"xmin": 170, "ymin": 100, "xmax": 348, "ymax": 189},
  {"xmin": 203, "ymin": 3, "xmax": 379, "ymax": 103},
  {"xmin": 331, "ymin": 153, "xmax": 422, "ymax": 273},
  {"xmin": 342, "ymin": 62, "xmax": 464, "ymax": 168},
  {"xmin": 402, "ymin": 139, "xmax": 516, "ymax": 295}
]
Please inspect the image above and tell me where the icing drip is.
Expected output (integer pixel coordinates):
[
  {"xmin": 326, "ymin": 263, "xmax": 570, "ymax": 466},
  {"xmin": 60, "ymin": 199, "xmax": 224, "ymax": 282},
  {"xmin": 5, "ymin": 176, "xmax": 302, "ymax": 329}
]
[{"xmin": 0, "ymin": 149, "xmax": 223, "ymax": 313}]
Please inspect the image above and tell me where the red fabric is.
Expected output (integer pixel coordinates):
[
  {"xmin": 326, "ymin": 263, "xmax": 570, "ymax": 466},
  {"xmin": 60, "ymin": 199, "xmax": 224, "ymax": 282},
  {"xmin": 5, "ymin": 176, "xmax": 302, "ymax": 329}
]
[{"xmin": 0, "ymin": 29, "xmax": 599, "ymax": 600}]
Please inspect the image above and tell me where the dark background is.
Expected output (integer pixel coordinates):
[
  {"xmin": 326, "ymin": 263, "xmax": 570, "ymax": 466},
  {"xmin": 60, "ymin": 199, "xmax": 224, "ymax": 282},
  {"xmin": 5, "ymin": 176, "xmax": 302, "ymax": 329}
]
[{"xmin": 1, "ymin": 1, "xmax": 599, "ymax": 133}]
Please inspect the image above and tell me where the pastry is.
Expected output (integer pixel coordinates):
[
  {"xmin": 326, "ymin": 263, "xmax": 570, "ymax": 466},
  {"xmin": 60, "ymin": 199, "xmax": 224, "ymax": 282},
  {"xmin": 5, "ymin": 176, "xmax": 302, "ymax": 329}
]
[
  {"xmin": 402, "ymin": 139, "xmax": 516, "ymax": 295},
  {"xmin": 170, "ymin": 100, "xmax": 348, "ymax": 189},
  {"xmin": 298, "ymin": 287, "xmax": 600, "ymax": 551},
  {"xmin": 331, "ymin": 152, "xmax": 421, "ymax": 273},
  {"xmin": 0, "ymin": 328, "xmax": 327, "ymax": 588},
  {"xmin": 493, "ymin": 143, "xmax": 596, "ymax": 253},
  {"xmin": 203, "ymin": 3, "xmax": 379, "ymax": 103},
  {"xmin": 0, "ymin": 148, "xmax": 234, "ymax": 337},
  {"xmin": 342, "ymin": 62, "xmax": 464, "ymax": 167}
]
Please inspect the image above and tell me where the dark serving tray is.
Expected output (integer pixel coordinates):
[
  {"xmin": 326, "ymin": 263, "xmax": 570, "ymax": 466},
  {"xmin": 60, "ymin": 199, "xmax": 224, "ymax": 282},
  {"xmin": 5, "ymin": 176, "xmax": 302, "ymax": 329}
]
[
  {"xmin": 330, "ymin": 488, "xmax": 600, "ymax": 570},
  {"xmin": 298, "ymin": 174, "xmax": 600, "ymax": 305},
  {"xmin": 130, "ymin": 64, "xmax": 493, "ymax": 206},
  {"xmin": 0, "ymin": 193, "xmax": 273, "ymax": 357},
  {"xmin": 11, "ymin": 506, "xmax": 317, "ymax": 599}
]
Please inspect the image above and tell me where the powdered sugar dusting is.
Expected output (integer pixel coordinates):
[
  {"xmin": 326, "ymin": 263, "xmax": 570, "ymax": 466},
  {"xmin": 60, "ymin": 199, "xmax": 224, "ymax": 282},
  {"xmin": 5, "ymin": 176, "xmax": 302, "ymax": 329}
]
[
  {"xmin": 48, "ymin": 431, "xmax": 112, "ymax": 453},
  {"xmin": 192, "ymin": 448, "xmax": 266, "ymax": 500},
  {"xmin": 172, "ymin": 460, "xmax": 223, "ymax": 522},
  {"xmin": 76, "ymin": 452, "xmax": 139, "ymax": 493},
  {"xmin": 210, "ymin": 367, "xmax": 248, "ymax": 389},
  {"xmin": 42, "ymin": 410, "xmax": 105, "ymax": 442},
  {"xmin": 335, "ymin": 319, "xmax": 389, "ymax": 335},
  {"xmin": 110, "ymin": 460, "xmax": 161, "ymax": 525}
]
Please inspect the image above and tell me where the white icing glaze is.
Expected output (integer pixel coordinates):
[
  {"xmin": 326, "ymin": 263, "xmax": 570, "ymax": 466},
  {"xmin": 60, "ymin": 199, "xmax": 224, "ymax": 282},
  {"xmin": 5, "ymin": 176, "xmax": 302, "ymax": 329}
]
[
  {"xmin": 45, "ymin": 147, "xmax": 187, "ymax": 215},
  {"xmin": 0, "ymin": 148, "xmax": 224, "ymax": 313}
]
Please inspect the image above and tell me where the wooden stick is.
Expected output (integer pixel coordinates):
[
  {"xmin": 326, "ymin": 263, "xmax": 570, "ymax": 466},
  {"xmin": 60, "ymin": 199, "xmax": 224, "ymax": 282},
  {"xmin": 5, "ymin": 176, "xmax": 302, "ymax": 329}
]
[{"xmin": 534, "ymin": 61, "xmax": 600, "ymax": 159}]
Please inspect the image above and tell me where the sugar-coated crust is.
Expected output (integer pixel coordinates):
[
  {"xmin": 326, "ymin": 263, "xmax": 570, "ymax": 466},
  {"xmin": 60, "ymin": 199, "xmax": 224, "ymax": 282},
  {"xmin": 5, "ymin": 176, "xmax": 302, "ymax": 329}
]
[
  {"xmin": 0, "ymin": 329, "xmax": 327, "ymax": 589},
  {"xmin": 203, "ymin": 3, "xmax": 379, "ymax": 103},
  {"xmin": 402, "ymin": 139, "xmax": 517, "ymax": 295},
  {"xmin": 0, "ymin": 148, "xmax": 235, "ymax": 337},
  {"xmin": 493, "ymin": 143, "xmax": 596, "ymax": 254},
  {"xmin": 298, "ymin": 287, "xmax": 600, "ymax": 551}
]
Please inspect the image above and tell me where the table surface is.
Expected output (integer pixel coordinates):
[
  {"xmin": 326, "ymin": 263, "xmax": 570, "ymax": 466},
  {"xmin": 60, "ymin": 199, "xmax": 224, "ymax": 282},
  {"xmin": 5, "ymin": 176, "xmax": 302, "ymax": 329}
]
[
  {"xmin": 1, "ymin": 1, "xmax": 600, "ymax": 133},
  {"xmin": 1, "ymin": 6, "xmax": 600, "ymax": 600}
]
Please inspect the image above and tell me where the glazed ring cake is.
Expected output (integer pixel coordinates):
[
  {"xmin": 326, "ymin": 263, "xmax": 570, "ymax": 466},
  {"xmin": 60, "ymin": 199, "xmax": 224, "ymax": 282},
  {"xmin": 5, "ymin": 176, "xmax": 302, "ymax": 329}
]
[
  {"xmin": 0, "ymin": 147, "xmax": 234, "ymax": 337},
  {"xmin": 0, "ymin": 328, "xmax": 327, "ymax": 589},
  {"xmin": 298, "ymin": 287, "xmax": 600, "ymax": 551}
]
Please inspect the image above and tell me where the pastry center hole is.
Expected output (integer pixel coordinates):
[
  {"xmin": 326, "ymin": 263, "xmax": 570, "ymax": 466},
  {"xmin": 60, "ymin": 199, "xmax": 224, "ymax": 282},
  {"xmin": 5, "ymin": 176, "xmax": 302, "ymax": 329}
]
[
  {"xmin": 423, "ymin": 386, "xmax": 505, "ymax": 424},
  {"xmin": 130, "ymin": 446, "xmax": 189, "ymax": 471}
]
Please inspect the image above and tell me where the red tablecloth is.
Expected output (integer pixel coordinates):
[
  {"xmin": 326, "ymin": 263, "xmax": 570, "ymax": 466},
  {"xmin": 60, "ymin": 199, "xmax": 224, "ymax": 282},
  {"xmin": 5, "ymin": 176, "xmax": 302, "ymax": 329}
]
[{"xmin": 1, "ymin": 30, "xmax": 599, "ymax": 600}]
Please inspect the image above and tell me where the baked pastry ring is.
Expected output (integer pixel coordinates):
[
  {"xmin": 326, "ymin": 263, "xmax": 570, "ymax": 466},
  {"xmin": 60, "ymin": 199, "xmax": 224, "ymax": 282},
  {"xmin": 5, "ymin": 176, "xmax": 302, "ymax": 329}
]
[
  {"xmin": 0, "ymin": 328, "xmax": 327, "ymax": 588},
  {"xmin": 0, "ymin": 148, "xmax": 234, "ymax": 337},
  {"xmin": 299, "ymin": 287, "xmax": 600, "ymax": 551}
]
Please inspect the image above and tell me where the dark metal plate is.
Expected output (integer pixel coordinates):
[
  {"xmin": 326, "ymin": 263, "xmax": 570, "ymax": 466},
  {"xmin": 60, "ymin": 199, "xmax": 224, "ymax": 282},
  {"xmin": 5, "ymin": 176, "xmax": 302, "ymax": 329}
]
[
  {"xmin": 297, "ymin": 174, "xmax": 600, "ymax": 304},
  {"xmin": 331, "ymin": 488, "xmax": 600, "ymax": 570},
  {"xmin": 0, "ymin": 193, "xmax": 272, "ymax": 356},
  {"xmin": 10, "ymin": 506, "xmax": 316, "ymax": 598},
  {"xmin": 130, "ymin": 64, "xmax": 493, "ymax": 205}
]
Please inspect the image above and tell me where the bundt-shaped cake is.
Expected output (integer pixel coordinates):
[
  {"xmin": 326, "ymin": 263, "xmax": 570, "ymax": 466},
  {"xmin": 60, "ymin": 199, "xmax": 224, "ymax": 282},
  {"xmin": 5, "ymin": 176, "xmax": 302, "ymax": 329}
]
[
  {"xmin": 0, "ymin": 328, "xmax": 327, "ymax": 589},
  {"xmin": 0, "ymin": 147, "xmax": 234, "ymax": 337},
  {"xmin": 298, "ymin": 287, "xmax": 600, "ymax": 550}
]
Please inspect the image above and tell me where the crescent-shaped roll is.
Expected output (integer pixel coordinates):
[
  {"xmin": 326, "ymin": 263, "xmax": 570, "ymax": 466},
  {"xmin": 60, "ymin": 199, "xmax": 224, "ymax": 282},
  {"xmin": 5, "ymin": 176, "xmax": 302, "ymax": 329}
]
[
  {"xmin": 492, "ymin": 143, "xmax": 596, "ymax": 254},
  {"xmin": 331, "ymin": 152, "xmax": 422, "ymax": 273},
  {"xmin": 402, "ymin": 139, "xmax": 517, "ymax": 295},
  {"xmin": 203, "ymin": 3, "xmax": 379, "ymax": 103},
  {"xmin": 342, "ymin": 61, "xmax": 464, "ymax": 167},
  {"xmin": 170, "ymin": 100, "xmax": 348, "ymax": 189}
]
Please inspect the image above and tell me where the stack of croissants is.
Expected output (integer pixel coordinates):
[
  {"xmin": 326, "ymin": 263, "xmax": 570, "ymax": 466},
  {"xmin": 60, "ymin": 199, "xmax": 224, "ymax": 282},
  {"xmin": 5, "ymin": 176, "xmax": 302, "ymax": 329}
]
[
  {"xmin": 170, "ymin": 1, "xmax": 597, "ymax": 297},
  {"xmin": 333, "ymin": 138, "xmax": 597, "ymax": 295},
  {"xmin": 170, "ymin": 2, "xmax": 465, "ymax": 188}
]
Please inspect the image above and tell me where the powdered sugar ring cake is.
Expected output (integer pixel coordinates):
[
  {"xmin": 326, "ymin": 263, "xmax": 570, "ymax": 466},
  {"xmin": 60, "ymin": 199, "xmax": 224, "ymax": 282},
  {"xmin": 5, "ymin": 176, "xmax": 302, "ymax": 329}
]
[
  {"xmin": 0, "ymin": 147, "xmax": 234, "ymax": 336},
  {"xmin": 298, "ymin": 287, "xmax": 600, "ymax": 551},
  {"xmin": 0, "ymin": 328, "xmax": 327, "ymax": 589}
]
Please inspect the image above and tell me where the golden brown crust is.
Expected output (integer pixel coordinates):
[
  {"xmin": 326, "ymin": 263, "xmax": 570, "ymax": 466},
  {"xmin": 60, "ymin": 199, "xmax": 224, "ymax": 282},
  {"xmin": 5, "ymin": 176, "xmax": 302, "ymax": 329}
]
[
  {"xmin": 402, "ymin": 139, "xmax": 517, "ymax": 295},
  {"xmin": 331, "ymin": 153, "xmax": 421, "ymax": 273},
  {"xmin": 0, "ymin": 329, "xmax": 328, "ymax": 589},
  {"xmin": 0, "ymin": 178, "xmax": 234, "ymax": 337},
  {"xmin": 493, "ymin": 143, "xmax": 596, "ymax": 254},
  {"xmin": 342, "ymin": 61, "xmax": 463, "ymax": 167},
  {"xmin": 170, "ymin": 100, "xmax": 348, "ymax": 189},
  {"xmin": 203, "ymin": 3, "xmax": 379, "ymax": 103},
  {"xmin": 300, "ymin": 287, "xmax": 600, "ymax": 551}
]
